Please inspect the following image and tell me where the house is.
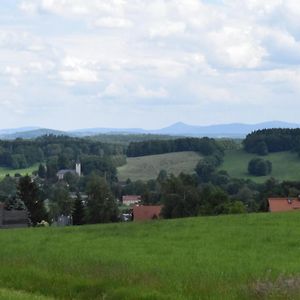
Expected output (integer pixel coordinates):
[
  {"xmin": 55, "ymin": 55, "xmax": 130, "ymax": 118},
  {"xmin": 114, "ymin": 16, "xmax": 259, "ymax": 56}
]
[
  {"xmin": 57, "ymin": 162, "xmax": 81, "ymax": 180},
  {"xmin": 268, "ymin": 197, "xmax": 300, "ymax": 212},
  {"xmin": 122, "ymin": 195, "xmax": 141, "ymax": 206},
  {"xmin": 133, "ymin": 205, "xmax": 163, "ymax": 221},
  {"xmin": 0, "ymin": 203, "xmax": 28, "ymax": 229}
]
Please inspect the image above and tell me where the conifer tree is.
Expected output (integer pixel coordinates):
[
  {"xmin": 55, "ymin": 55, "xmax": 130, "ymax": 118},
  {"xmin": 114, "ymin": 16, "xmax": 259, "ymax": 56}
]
[
  {"xmin": 72, "ymin": 193, "xmax": 85, "ymax": 225},
  {"xmin": 18, "ymin": 175, "xmax": 47, "ymax": 225}
]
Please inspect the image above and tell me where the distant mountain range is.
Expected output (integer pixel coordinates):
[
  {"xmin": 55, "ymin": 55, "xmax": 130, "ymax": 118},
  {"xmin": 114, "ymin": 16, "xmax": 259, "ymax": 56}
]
[{"xmin": 0, "ymin": 121, "xmax": 299, "ymax": 140}]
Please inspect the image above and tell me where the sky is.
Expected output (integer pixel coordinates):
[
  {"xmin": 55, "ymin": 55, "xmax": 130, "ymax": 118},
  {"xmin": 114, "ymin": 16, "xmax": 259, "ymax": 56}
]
[{"xmin": 1, "ymin": 0, "xmax": 300, "ymax": 130}]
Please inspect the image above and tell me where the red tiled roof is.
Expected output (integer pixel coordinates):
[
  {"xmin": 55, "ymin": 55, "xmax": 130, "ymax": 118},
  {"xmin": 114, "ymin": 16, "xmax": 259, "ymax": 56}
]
[
  {"xmin": 122, "ymin": 195, "xmax": 141, "ymax": 202},
  {"xmin": 268, "ymin": 198, "xmax": 300, "ymax": 212},
  {"xmin": 133, "ymin": 205, "xmax": 163, "ymax": 221}
]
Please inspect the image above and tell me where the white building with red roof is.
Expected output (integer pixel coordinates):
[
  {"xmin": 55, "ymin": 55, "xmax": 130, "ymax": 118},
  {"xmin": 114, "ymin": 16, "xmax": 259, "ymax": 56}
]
[{"xmin": 122, "ymin": 195, "xmax": 141, "ymax": 206}]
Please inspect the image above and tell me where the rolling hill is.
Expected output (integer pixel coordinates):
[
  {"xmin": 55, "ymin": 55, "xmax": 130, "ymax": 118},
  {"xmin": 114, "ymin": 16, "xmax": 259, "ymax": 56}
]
[
  {"xmin": 219, "ymin": 149, "xmax": 300, "ymax": 183},
  {"xmin": 117, "ymin": 151, "xmax": 202, "ymax": 181},
  {"xmin": 1, "ymin": 212, "xmax": 300, "ymax": 299}
]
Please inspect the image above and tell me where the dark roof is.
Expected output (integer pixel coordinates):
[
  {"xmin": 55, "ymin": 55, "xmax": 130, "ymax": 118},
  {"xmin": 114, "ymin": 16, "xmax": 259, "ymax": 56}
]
[
  {"xmin": 133, "ymin": 205, "xmax": 163, "ymax": 221},
  {"xmin": 268, "ymin": 198, "xmax": 300, "ymax": 212},
  {"xmin": 57, "ymin": 169, "xmax": 76, "ymax": 175}
]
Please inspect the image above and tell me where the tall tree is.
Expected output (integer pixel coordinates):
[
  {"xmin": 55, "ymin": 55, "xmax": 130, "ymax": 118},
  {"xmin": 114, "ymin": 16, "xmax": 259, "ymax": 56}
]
[
  {"xmin": 72, "ymin": 193, "xmax": 85, "ymax": 225},
  {"xmin": 18, "ymin": 175, "xmax": 46, "ymax": 225},
  {"xmin": 85, "ymin": 174, "xmax": 118, "ymax": 224},
  {"xmin": 48, "ymin": 183, "xmax": 73, "ymax": 221},
  {"xmin": 38, "ymin": 164, "xmax": 46, "ymax": 179}
]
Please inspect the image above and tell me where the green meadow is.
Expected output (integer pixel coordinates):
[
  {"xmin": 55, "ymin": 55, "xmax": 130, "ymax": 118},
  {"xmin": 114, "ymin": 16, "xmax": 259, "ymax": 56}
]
[
  {"xmin": 117, "ymin": 151, "xmax": 202, "ymax": 181},
  {"xmin": 0, "ymin": 164, "xmax": 39, "ymax": 179},
  {"xmin": 1, "ymin": 212, "xmax": 300, "ymax": 299},
  {"xmin": 219, "ymin": 150, "xmax": 300, "ymax": 183}
]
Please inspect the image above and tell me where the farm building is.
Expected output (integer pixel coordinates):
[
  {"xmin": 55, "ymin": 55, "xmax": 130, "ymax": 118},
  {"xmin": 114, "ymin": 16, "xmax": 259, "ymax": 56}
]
[
  {"xmin": 122, "ymin": 195, "xmax": 141, "ymax": 206},
  {"xmin": 133, "ymin": 205, "xmax": 163, "ymax": 221},
  {"xmin": 268, "ymin": 197, "xmax": 300, "ymax": 212},
  {"xmin": 0, "ymin": 203, "xmax": 28, "ymax": 229}
]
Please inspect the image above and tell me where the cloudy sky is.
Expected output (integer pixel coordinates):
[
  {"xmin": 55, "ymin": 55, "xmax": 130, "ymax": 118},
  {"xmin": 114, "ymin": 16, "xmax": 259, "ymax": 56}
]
[{"xmin": 1, "ymin": 0, "xmax": 300, "ymax": 130}]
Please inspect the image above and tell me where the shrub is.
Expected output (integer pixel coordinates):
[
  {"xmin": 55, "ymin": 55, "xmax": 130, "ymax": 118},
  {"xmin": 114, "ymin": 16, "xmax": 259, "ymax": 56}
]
[{"xmin": 248, "ymin": 158, "xmax": 272, "ymax": 176}]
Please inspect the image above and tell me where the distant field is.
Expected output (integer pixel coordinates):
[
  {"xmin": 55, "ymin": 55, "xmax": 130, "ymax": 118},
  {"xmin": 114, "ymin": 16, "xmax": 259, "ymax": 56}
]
[
  {"xmin": 2, "ymin": 213, "xmax": 300, "ymax": 299},
  {"xmin": 219, "ymin": 149, "xmax": 300, "ymax": 183},
  {"xmin": 117, "ymin": 151, "xmax": 202, "ymax": 181},
  {"xmin": 0, "ymin": 164, "xmax": 39, "ymax": 179}
]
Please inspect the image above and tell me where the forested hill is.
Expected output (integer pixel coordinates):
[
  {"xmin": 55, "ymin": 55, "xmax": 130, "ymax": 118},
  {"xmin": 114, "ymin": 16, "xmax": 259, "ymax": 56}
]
[
  {"xmin": 0, "ymin": 135, "xmax": 125, "ymax": 171},
  {"xmin": 244, "ymin": 128, "xmax": 300, "ymax": 155}
]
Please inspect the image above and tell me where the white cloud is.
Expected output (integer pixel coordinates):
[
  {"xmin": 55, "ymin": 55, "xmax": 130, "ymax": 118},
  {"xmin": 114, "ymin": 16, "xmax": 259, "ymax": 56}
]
[
  {"xmin": 2, "ymin": 0, "xmax": 299, "ymax": 128},
  {"xmin": 20, "ymin": 0, "xmax": 127, "ymax": 17},
  {"xmin": 136, "ymin": 86, "xmax": 168, "ymax": 99},
  {"xmin": 99, "ymin": 83, "xmax": 127, "ymax": 98},
  {"xmin": 59, "ymin": 57, "xmax": 99, "ymax": 84},
  {"xmin": 60, "ymin": 68, "xmax": 99, "ymax": 84},
  {"xmin": 209, "ymin": 26, "xmax": 268, "ymax": 68},
  {"xmin": 149, "ymin": 21, "xmax": 186, "ymax": 38},
  {"xmin": 92, "ymin": 17, "xmax": 133, "ymax": 29}
]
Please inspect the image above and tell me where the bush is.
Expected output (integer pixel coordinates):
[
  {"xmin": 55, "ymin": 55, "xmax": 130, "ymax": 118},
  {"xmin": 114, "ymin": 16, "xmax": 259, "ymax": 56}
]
[
  {"xmin": 195, "ymin": 160, "xmax": 216, "ymax": 182},
  {"xmin": 248, "ymin": 158, "xmax": 272, "ymax": 176}
]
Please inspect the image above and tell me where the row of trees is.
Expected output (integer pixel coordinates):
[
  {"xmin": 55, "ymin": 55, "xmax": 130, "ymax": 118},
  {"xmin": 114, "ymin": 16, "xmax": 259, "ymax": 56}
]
[
  {"xmin": 244, "ymin": 128, "xmax": 300, "ymax": 155},
  {"xmin": 0, "ymin": 135, "xmax": 125, "ymax": 169},
  {"xmin": 127, "ymin": 137, "xmax": 223, "ymax": 157},
  {"xmin": 120, "ymin": 168, "xmax": 300, "ymax": 219}
]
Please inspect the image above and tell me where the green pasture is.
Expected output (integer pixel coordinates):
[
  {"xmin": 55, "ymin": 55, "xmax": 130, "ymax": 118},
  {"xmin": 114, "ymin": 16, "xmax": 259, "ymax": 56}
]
[
  {"xmin": 0, "ymin": 164, "xmax": 39, "ymax": 179},
  {"xmin": 117, "ymin": 151, "xmax": 202, "ymax": 181},
  {"xmin": 219, "ymin": 150, "xmax": 300, "ymax": 183},
  {"xmin": 1, "ymin": 213, "xmax": 300, "ymax": 299}
]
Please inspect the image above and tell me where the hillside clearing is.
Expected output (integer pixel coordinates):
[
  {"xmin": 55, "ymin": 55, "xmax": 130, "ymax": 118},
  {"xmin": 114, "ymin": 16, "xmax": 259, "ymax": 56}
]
[
  {"xmin": 117, "ymin": 151, "xmax": 202, "ymax": 181},
  {"xmin": 219, "ymin": 150, "xmax": 300, "ymax": 183},
  {"xmin": 1, "ymin": 213, "xmax": 300, "ymax": 299},
  {"xmin": 0, "ymin": 164, "xmax": 39, "ymax": 179}
]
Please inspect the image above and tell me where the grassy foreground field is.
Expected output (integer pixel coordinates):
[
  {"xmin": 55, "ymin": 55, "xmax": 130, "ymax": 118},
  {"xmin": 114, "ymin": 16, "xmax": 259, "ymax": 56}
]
[
  {"xmin": 219, "ymin": 149, "xmax": 300, "ymax": 183},
  {"xmin": 2, "ymin": 213, "xmax": 300, "ymax": 299},
  {"xmin": 117, "ymin": 151, "xmax": 202, "ymax": 181}
]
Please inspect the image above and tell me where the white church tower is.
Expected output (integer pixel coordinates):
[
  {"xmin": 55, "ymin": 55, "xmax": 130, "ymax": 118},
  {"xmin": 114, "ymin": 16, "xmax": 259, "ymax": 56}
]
[{"xmin": 75, "ymin": 162, "xmax": 81, "ymax": 177}]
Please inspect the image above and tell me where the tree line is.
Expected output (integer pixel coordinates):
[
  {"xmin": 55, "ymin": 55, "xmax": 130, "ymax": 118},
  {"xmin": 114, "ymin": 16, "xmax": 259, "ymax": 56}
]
[
  {"xmin": 0, "ymin": 135, "xmax": 125, "ymax": 169},
  {"xmin": 244, "ymin": 128, "xmax": 300, "ymax": 155},
  {"xmin": 127, "ymin": 137, "xmax": 223, "ymax": 157}
]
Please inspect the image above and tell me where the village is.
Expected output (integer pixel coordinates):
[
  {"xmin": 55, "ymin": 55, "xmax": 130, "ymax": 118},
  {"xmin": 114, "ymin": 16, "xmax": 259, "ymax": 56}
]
[
  {"xmin": 0, "ymin": 161, "xmax": 163, "ymax": 229},
  {"xmin": 1, "ymin": 158, "xmax": 298, "ymax": 229}
]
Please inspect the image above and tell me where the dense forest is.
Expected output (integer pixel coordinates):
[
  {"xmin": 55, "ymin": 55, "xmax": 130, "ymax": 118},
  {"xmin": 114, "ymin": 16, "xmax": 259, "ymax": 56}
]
[
  {"xmin": 244, "ymin": 128, "xmax": 300, "ymax": 155},
  {"xmin": 0, "ymin": 136, "xmax": 126, "ymax": 181},
  {"xmin": 127, "ymin": 137, "xmax": 223, "ymax": 157},
  {"xmin": 89, "ymin": 133, "xmax": 180, "ymax": 145}
]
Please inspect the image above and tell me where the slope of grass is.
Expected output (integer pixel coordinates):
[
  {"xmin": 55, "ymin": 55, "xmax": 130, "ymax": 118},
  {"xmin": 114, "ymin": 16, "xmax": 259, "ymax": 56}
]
[
  {"xmin": 1, "ymin": 213, "xmax": 300, "ymax": 299},
  {"xmin": 117, "ymin": 151, "xmax": 202, "ymax": 181},
  {"xmin": 219, "ymin": 150, "xmax": 300, "ymax": 183},
  {"xmin": 0, "ymin": 164, "xmax": 39, "ymax": 179},
  {"xmin": 0, "ymin": 288, "xmax": 54, "ymax": 300}
]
